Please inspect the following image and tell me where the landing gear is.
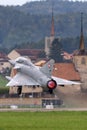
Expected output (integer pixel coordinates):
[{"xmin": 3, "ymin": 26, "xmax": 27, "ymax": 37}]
[
  {"xmin": 17, "ymin": 86, "xmax": 22, "ymax": 95},
  {"xmin": 49, "ymin": 89, "xmax": 53, "ymax": 94}
]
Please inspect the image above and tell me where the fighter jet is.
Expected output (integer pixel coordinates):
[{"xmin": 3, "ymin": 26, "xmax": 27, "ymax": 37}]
[{"xmin": 6, "ymin": 57, "xmax": 80, "ymax": 95}]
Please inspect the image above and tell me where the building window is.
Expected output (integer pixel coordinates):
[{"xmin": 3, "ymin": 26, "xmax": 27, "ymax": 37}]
[
  {"xmin": 0, "ymin": 62, "xmax": 3, "ymax": 65},
  {"xmin": 81, "ymin": 57, "xmax": 86, "ymax": 64}
]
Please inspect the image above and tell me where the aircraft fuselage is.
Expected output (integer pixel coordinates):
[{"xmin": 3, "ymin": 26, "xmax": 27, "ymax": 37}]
[{"xmin": 17, "ymin": 64, "xmax": 50, "ymax": 87}]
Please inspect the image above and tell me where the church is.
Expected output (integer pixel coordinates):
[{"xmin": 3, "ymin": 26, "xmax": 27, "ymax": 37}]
[{"xmin": 45, "ymin": 11, "xmax": 87, "ymax": 92}]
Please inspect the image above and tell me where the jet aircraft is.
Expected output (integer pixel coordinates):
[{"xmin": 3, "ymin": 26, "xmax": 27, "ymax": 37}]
[{"xmin": 6, "ymin": 57, "xmax": 80, "ymax": 95}]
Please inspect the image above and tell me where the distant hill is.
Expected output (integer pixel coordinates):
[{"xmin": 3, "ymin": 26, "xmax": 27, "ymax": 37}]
[
  {"xmin": 0, "ymin": 0, "xmax": 87, "ymax": 53},
  {"xmin": 17, "ymin": 0, "xmax": 87, "ymax": 15}
]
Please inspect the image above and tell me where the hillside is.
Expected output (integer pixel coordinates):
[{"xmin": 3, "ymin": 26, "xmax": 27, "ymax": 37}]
[
  {"xmin": 18, "ymin": 0, "xmax": 87, "ymax": 15},
  {"xmin": 0, "ymin": 0, "xmax": 87, "ymax": 52}
]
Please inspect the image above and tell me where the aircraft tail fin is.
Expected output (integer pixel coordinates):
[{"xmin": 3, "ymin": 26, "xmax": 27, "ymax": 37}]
[{"xmin": 40, "ymin": 59, "xmax": 55, "ymax": 77}]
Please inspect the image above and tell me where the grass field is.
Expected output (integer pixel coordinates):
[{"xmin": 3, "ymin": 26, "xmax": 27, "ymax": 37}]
[
  {"xmin": 0, "ymin": 75, "xmax": 8, "ymax": 87},
  {"xmin": 0, "ymin": 75, "xmax": 9, "ymax": 94},
  {"xmin": 0, "ymin": 111, "xmax": 87, "ymax": 130}
]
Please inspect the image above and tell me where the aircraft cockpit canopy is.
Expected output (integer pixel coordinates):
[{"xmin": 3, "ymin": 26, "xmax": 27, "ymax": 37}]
[{"xmin": 15, "ymin": 57, "xmax": 32, "ymax": 66}]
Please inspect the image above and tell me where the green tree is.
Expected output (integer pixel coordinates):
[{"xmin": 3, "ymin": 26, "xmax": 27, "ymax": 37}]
[
  {"xmin": 49, "ymin": 38, "xmax": 63, "ymax": 63},
  {"xmin": 38, "ymin": 50, "xmax": 46, "ymax": 58}
]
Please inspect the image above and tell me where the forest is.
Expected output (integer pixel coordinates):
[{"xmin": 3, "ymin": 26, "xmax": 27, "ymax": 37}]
[{"xmin": 0, "ymin": 0, "xmax": 87, "ymax": 53}]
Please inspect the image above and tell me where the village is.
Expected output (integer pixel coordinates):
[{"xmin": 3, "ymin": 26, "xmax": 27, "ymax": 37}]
[
  {"xmin": 0, "ymin": 11, "xmax": 87, "ymax": 108},
  {"xmin": 1, "ymin": 1, "xmax": 87, "ymax": 130}
]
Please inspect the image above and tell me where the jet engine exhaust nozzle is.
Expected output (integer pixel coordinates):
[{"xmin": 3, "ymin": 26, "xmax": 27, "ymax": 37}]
[{"xmin": 47, "ymin": 79, "xmax": 57, "ymax": 90}]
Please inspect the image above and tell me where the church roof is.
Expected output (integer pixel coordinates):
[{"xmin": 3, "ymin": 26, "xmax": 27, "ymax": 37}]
[
  {"xmin": 50, "ymin": 6, "xmax": 55, "ymax": 36},
  {"xmin": 79, "ymin": 13, "xmax": 85, "ymax": 51},
  {"xmin": 74, "ymin": 13, "xmax": 87, "ymax": 56},
  {"xmin": 52, "ymin": 63, "xmax": 80, "ymax": 81}
]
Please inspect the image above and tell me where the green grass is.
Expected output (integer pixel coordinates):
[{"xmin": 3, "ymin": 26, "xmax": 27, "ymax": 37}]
[
  {"xmin": 0, "ymin": 111, "xmax": 87, "ymax": 130},
  {"xmin": 0, "ymin": 75, "xmax": 9, "ymax": 94},
  {"xmin": 0, "ymin": 75, "xmax": 8, "ymax": 88}
]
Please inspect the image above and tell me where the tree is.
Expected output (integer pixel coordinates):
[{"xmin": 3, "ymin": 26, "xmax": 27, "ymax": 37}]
[
  {"xmin": 38, "ymin": 50, "xmax": 46, "ymax": 58},
  {"xmin": 49, "ymin": 38, "xmax": 63, "ymax": 63}
]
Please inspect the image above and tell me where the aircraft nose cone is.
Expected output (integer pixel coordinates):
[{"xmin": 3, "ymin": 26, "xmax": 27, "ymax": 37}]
[{"xmin": 9, "ymin": 60, "xmax": 15, "ymax": 66}]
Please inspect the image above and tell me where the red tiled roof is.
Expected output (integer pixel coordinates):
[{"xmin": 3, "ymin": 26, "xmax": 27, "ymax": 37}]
[
  {"xmin": 0, "ymin": 52, "xmax": 6, "ymax": 58},
  {"xmin": 0, "ymin": 52, "xmax": 9, "ymax": 63},
  {"xmin": 15, "ymin": 49, "xmax": 42, "ymax": 56},
  {"xmin": 52, "ymin": 63, "xmax": 80, "ymax": 81}
]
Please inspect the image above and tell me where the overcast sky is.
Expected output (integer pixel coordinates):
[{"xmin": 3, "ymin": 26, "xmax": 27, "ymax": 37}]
[
  {"xmin": 0, "ymin": 0, "xmax": 87, "ymax": 6},
  {"xmin": 0, "ymin": 0, "xmax": 41, "ymax": 6}
]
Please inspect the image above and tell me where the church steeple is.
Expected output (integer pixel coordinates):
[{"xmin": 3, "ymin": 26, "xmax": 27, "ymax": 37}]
[
  {"xmin": 51, "ymin": 5, "xmax": 55, "ymax": 37},
  {"xmin": 79, "ymin": 12, "xmax": 85, "ymax": 51}
]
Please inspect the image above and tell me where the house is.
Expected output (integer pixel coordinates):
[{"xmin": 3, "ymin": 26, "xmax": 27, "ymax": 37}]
[
  {"xmin": 8, "ymin": 49, "xmax": 44, "ymax": 62},
  {"xmin": 0, "ymin": 52, "xmax": 10, "ymax": 72}
]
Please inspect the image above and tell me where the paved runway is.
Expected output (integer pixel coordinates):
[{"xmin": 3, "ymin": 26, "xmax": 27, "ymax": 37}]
[{"xmin": 0, "ymin": 107, "xmax": 87, "ymax": 112}]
